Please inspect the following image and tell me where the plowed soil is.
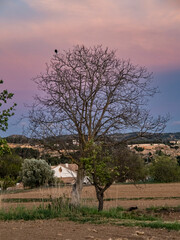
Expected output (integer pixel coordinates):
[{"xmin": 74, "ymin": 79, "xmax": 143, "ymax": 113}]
[{"xmin": 1, "ymin": 219, "xmax": 180, "ymax": 240}]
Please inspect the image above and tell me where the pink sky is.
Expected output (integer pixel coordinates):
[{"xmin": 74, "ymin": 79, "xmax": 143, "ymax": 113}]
[{"xmin": 0, "ymin": 0, "xmax": 180, "ymax": 135}]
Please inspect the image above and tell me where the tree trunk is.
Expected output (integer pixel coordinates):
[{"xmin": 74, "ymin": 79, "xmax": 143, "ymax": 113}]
[
  {"xmin": 96, "ymin": 189, "xmax": 104, "ymax": 211},
  {"xmin": 71, "ymin": 167, "xmax": 84, "ymax": 206}
]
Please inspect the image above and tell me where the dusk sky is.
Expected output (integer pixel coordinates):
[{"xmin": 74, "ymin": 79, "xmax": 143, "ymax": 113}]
[{"xmin": 0, "ymin": 0, "xmax": 180, "ymax": 137}]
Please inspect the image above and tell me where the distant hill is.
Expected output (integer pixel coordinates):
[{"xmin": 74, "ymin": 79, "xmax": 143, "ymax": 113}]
[
  {"xmin": 5, "ymin": 135, "xmax": 30, "ymax": 144},
  {"xmin": 4, "ymin": 132, "xmax": 180, "ymax": 144},
  {"xmin": 110, "ymin": 132, "xmax": 180, "ymax": 144}
]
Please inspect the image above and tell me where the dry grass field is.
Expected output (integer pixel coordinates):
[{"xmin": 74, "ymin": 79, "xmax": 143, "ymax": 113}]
[{"xmin": 1, "ymin": 183, "xmax": 180, "ymax": 210}]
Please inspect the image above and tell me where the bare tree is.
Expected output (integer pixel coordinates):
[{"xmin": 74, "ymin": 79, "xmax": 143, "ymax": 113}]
[{"xmin": 29, "ymin": 45, "xmax": 168, "ymax": 205}]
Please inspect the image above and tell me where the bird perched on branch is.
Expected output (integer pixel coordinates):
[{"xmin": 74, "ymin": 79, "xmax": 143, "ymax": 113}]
[{"xmin": 54, "ymin": 49, "xmax": 58, "ymax": 54}]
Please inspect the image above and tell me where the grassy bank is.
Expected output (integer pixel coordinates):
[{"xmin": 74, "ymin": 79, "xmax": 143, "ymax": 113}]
[{"xmin": 0, "ymin": 198, "xmax": 180, "ymax": 231}]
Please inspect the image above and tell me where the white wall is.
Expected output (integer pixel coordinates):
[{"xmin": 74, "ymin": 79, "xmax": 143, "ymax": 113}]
[{"xmin": 52, "ymin": 165, "xmax": 77, "ymax": 178}]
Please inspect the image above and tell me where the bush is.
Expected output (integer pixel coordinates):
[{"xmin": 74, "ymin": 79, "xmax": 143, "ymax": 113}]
[
  {"xmin": 21, "ymin": 158, "xmax": 55, "ymax": 188},
  {"xmin": 41, "ymin": 153, "xmax": 71, "ymax": 165},
  {"xmin": 177, "ymin": 156, "xmax": 180, "ymax": 166},
  {"xmin": 0, "ymin": 153, "xmax": 22, "ymax": 179},
  {"xmin": 13, "ymin": 147, "xmax": 40, "ymax": 159},
  {"xmin": 134, "ymin": 146, "xmax": 144, "ymax": 152},
  {"xmin": 116, "ymin": 151, "xmax": 147, "ymax": 182},
  {"xmin": 149, "ymin": 156, "xmax": 180, "ymax": 183},
  {"xmin": 0, "ymin": 176, "xmax": 17, "ymax": 190}
]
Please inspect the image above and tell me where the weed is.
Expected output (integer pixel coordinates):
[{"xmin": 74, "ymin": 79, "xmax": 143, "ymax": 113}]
[{"xmin": 146, "ymin": 205, "xmax": 180, "ymax": 213}]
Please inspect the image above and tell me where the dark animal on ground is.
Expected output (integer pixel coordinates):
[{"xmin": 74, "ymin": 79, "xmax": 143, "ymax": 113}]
[{"xmin": 128, "ymin": 206, "xmax": 138, "ymax": 211}]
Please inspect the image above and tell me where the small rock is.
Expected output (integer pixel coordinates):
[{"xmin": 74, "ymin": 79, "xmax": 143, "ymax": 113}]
[
  {"xmin": 135, "ymin": 231, "xmax": 144, "ymax": 235},
  {"xmin": 88, "ymin": 228, "xmax": 98, "ymax": 233}
]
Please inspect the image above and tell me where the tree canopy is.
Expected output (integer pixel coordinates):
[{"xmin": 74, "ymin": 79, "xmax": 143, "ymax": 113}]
[
  {"xmin": 82, "ymin": 141, "xmax": 146, "ymax": 210},
  {"xmin": 30, "ymin": 45, "xmax": 167, "ymax": 141},
  {"xmin": 0, "ymin": 79, "xmax": 16, "ymax": 156},
  {"xmin": 149, "ymin": 155, "xmax": 180, "ymax": 183}
]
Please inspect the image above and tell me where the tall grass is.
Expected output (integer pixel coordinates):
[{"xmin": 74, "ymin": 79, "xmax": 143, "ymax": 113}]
[
  {"xmin": 0, "ymin": 197, "xmax": 155, "ymax": 221},
  {"xmin": 146, "ymin": 205, "xmax": 180, "ymax": 212},
  {"xmin": 0, "ymin": 197, "xmax": 180, "ymax": 231},
  {"xmin": 115, "ymin": 221, "xmax": 180, "ymax": 231}
]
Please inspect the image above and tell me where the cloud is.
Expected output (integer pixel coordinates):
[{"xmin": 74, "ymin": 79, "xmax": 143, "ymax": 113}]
[
  {"xmin": 0, "ymin": 0, "xmax": 39, "ymax": 22},
  {"xmin": 173, "ymin": 121, "xmax": 180, "ymax": 125},
  {"xmin": 160, "ymin": 0, "xmax": 180, "ymax": 9},
  {"xmin": 0, "ymin": 0, "xmax": 180, "ymax": 135},
  {"xmin": 1, "ymin": 0, "xmax": 180, "ymax": 76}
]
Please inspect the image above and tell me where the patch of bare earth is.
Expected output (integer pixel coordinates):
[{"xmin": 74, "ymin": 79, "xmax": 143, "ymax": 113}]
[{"xmin": 0, "ymin": 219, "xmax": 180, "ymax": 240}]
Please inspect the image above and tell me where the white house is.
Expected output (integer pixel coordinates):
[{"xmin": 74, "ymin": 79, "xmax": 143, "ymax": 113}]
[
  {"xmin": 51, "ymin": 163, "xmax": 90, "ymax": 184},
  {"xmin": 51, "ymin": 163, "xmax": 77, "ymax": 184}
]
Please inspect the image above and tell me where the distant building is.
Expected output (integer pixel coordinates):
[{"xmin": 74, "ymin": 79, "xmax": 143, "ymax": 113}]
[
  {"xmin": 72, "ymin": 139, "xmax": 79, "ymax": 146},
  {"xmin": 51, "ymin": 164, "xmax": 77, "ymax": 184},
  {"xmin": 170, "ymin": 140, "xmax": 180, "ymax": 144},
  {"xmin": 51, "ymin": 164, "xmax": 90, "ymax": 184}
]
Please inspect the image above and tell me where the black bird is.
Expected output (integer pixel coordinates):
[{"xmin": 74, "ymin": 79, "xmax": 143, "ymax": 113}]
[
  {"xmin": 128, "ymin": 206, "xmax": 138, "ymax": 211},
  {"xmin": 54, "ymin": 49, "xmax": 58, "ymax": 54}
]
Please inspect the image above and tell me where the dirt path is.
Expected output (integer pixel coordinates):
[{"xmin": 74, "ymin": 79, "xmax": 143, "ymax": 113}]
[{"xmin": 0, "ymin": 219, "xmax": 180, "ymax": 240}]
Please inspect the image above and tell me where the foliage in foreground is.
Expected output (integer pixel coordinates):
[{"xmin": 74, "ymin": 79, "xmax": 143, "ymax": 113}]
[
  {"xmin": 0, "ymin": 79, "xmax": 16, "ymax": 132},
  {"xmin": 0, "ymin": 198, "xmax": 180, "ymax": 231}
]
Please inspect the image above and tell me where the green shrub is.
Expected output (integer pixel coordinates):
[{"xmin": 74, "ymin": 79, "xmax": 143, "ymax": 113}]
[
  {"xmin": 0, "ymin": 139, "xmax": 11, "ymax": 156},
  {"xmin": 149, "ymin": 156, "xmax": 180, "ymax": 183},
  {"xmin": 21, "ymin": 158, "xmax": 55, "ymax": 188},
  {"xmin": 176, "ymin": 156, "xmax": 180, "ymax": 166},
  {"xmin": 0, "ymin": 153, "xmax": 22, "ymax": 179},
  {"xmin": 1, "ymin": 176, "xmax": 16, "ymax": 190},
  {"xmin": 134, "ymin": 146, "xmax": 144, "ymax": 152},
  {"xmin": 13, "ymin": 147, "xmax": 40, "ymax": 159},
  {"xmin": 42, "ymin": 153, "xmax": 71, "ymax": 165}
]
